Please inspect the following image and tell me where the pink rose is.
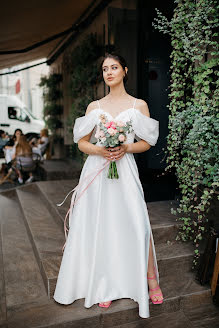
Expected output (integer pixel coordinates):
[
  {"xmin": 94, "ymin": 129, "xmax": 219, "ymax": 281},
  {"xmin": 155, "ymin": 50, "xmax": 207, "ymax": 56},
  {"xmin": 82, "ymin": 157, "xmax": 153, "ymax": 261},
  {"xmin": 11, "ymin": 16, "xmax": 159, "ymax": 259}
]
[
  {"xmin": 104, "ymin": 122, "xmax": 111, "ymax": 128},
  {"xmin": 108, "ymin": 127, "xmax": 116, "ymax": 135},
  {"xmin": 111, "ymin": 122, "xmax": 116, "ymax": 129},
  {"xmin": 118, "ymin": 134, "xmax": 125, "ymax": 142}
]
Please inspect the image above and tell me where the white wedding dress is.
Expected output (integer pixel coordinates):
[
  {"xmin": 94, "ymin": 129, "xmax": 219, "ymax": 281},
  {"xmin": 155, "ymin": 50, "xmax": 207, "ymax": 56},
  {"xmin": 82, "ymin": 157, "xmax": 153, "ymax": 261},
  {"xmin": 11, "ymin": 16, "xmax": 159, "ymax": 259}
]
[{"xmin": 53, "ymin": 98, "xmax": 160, "ymax": 318}]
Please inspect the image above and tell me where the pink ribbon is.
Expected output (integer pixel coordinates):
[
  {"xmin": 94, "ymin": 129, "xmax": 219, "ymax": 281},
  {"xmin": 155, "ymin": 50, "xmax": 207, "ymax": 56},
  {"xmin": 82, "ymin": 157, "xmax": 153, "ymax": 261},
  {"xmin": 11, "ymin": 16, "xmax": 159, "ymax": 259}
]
[{"xmin": 57, "ymin": 159, "xmax": 111, "ymax": 252}]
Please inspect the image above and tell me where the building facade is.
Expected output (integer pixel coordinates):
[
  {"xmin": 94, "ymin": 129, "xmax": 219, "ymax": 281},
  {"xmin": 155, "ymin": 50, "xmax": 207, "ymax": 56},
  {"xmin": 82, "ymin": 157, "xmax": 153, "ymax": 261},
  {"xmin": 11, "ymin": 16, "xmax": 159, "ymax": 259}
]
[{"xmin": 49, "ymin": 0, "xmax": 175, "ymax": 200}]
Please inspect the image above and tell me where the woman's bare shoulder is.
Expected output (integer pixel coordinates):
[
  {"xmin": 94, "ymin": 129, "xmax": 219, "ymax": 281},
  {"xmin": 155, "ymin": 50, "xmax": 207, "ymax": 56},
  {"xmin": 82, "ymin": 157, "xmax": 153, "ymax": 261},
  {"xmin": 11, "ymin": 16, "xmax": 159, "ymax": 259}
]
[
  {"xmin": 85, "ymin": 100, "xmax": 99, "ymax": 115},
  {"xmin": 135, "ymin": 98, "xmax": 150, "ymax": 117}
]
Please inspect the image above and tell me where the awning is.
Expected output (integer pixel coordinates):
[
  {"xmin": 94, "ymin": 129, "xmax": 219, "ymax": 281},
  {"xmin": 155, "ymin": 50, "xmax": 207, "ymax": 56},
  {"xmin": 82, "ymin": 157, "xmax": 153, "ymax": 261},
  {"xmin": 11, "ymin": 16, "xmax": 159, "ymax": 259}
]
[{"xmin": 0, "ymin": 0, "xmax": 109, "ymax": 70}]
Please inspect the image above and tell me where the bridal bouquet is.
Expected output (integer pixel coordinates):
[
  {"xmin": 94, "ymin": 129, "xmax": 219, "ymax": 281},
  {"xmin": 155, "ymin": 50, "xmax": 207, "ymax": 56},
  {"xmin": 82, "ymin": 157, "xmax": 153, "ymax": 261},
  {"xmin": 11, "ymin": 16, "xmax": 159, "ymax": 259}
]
[{"xmin": 95, "ymin": 114, "xmax": 133, "ymax": 179}]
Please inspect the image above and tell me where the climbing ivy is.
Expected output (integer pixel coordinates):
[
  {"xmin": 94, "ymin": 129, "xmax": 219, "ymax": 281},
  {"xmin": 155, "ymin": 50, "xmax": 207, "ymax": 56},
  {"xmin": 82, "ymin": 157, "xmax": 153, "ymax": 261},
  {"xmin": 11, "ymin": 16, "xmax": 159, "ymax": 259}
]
[
  {"xmin": 153, "ymin": 0, "xmax": 219, "ymax": 266},
  {"xmin": 39, "ymin": 73, "xmax": 63, "ymax": 137},
  {"xmin": 66, "ymin": 33, "xmax": 102, "ymax": 163}
]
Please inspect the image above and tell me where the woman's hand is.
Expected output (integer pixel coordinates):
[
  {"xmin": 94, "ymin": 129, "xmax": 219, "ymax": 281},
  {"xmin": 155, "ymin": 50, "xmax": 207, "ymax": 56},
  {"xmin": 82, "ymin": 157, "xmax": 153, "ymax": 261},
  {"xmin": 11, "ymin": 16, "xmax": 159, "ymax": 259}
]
[{"xmin": 98, "ymin": 144, "xmax": 128, "ymax": 161}]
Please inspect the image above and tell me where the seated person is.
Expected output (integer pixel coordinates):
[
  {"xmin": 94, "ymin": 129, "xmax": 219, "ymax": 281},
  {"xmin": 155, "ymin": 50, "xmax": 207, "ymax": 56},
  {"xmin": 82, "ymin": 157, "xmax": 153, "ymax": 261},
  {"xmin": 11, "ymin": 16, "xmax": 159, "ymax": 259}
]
[
  {"xmin": 4, "ymin": 128, "xmax": 23, "ymax": 149},
  {"xmin": 4, "ymin": 128, "xmax": 23, "ymax": 163},
  {"xmin": 0, "ymin": 130, "xmax": 9, "ymax": 152},
  {"xmin": 30, "ymin": 128, "xmax": 49, "ymax": 159},
  {"xmin": 12, "ymin": 135, "xmax": 35, "ymax": 184}
]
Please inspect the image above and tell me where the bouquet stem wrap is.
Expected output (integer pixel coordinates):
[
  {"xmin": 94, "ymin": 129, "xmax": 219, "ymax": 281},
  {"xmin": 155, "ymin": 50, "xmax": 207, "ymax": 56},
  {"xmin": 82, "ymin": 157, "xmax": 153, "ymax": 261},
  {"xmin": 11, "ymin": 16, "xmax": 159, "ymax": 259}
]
[{"xmin": 108, "ymin": 160, "xmax": 119, "ymax": 179}]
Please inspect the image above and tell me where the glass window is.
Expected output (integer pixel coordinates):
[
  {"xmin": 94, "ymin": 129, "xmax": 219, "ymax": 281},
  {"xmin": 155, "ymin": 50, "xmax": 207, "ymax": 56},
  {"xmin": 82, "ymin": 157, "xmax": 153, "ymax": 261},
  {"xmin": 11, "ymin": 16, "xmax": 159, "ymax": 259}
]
[{"xmin": 8, "ymin": 107, "xmax": 30, "ymax": 122}]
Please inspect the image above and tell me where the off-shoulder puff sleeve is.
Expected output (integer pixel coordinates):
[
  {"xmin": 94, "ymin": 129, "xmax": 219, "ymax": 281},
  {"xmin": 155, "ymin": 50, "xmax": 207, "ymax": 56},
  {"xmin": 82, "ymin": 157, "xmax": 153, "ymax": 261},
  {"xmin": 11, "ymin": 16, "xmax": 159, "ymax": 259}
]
[
  {"xmin": 73, "ymin": 110, "xmax": 97, "ymax": 144},
  {"xmin": 132, "ymin": 109, "xmax": 159, "ymax": 146}
]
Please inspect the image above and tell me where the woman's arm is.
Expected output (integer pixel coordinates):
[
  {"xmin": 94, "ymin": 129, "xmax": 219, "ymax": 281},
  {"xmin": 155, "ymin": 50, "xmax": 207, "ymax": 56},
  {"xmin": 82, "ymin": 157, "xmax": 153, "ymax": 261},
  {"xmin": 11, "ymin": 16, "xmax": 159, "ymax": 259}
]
[
  {"xmin": 78, "ymin": 129, "xmax": 102, "ymax": 156},
  {"xmin": 78, "ymin": 129, "xmax": 115, "ymax": 161},
  {"xmin": 12, "ymin": 150, "xmax": 17, "ymax": 160},
  {"xmin": 77, "ymin": 102, "xmax": 113, "ymax": 161},
  {"xmin": 125, "ymin": 139, "xmax": 151, "ymax": 154}
]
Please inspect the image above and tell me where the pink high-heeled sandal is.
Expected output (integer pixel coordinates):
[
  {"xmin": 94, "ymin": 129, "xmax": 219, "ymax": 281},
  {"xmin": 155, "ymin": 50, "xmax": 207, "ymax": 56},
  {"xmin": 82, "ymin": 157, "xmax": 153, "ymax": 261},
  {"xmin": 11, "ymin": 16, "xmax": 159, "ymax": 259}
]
[
  {"xmin": 98, "ymin": 301, "xmax": 112, "ymax": 308},
  {"xmin": 147, "ymin": 274, "xmax": 163, "ymax": 304}
]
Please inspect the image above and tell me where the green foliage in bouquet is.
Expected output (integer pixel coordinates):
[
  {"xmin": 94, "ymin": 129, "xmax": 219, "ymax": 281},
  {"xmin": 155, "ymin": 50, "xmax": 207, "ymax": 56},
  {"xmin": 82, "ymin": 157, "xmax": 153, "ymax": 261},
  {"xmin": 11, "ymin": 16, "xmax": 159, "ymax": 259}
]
[{"xmin": 153, "ymin": 0, "xmax": 219, "ymax": 267}]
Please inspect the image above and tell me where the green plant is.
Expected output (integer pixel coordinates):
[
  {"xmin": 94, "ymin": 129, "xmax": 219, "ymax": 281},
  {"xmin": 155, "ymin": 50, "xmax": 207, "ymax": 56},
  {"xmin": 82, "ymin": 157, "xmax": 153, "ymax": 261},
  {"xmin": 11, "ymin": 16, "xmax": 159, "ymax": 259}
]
[
  {"xmin": 153, "ymin": 0, "xmax": 219, "ymax": 267},
  {"xmin": 66, "ymin": 33, "xmax": 102, "ymax": 163},
  {"xmin": 39, "ymin": 73, "xmax": 63, "ymax": 136}
]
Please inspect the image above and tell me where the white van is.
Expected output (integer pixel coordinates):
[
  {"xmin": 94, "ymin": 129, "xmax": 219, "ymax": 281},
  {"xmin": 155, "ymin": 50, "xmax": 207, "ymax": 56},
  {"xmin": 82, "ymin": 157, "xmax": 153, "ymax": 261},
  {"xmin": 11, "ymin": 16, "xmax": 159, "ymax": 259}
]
[{"xmin": 0, "ymin": 94, "xmax": 44, "ymax": 138}]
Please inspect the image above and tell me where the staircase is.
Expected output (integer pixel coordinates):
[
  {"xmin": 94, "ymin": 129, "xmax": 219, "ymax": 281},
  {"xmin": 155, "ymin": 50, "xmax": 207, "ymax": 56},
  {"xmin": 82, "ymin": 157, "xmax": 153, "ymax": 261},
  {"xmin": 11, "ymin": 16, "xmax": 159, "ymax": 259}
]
[{"xmin": 0, "ymin": 181, "xmax": 213, "ymax": 328}]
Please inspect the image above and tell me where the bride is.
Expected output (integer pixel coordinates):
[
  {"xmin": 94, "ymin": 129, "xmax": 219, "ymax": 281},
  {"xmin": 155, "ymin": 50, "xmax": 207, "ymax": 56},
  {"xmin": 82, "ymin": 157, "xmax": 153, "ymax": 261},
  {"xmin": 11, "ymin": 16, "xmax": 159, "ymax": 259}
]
[{"xmin": 53, "ymin": 53, "xmax": 163, "ymax": 318}]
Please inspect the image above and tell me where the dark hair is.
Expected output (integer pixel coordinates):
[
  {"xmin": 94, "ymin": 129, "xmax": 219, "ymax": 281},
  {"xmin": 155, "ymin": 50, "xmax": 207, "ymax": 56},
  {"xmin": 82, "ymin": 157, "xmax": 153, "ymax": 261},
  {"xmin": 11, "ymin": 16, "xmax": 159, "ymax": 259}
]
[
  {"xmin": 100, "ymin": 53, "xmax": 128, "ymax": 84},
  {"xmin": 0, "ymin": 130, "xmax": 5, "ymax": 138},
  {"xmin": 13, "ymin": 128, "xmax": 23, "ymax": 140}
]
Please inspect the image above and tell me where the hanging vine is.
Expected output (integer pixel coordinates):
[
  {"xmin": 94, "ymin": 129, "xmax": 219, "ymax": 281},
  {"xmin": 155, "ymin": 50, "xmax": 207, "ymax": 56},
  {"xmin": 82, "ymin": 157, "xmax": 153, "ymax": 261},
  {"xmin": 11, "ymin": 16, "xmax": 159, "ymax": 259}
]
[{"xmin": 153, "ymin": 0, "xmax": 219, "ymax": 266}]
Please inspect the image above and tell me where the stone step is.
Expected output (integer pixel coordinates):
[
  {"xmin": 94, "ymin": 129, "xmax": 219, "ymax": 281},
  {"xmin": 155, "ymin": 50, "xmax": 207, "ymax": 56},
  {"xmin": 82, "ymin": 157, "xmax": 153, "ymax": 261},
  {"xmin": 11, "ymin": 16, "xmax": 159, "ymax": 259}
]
[
  {"xmin": 0, "ymin": 213, "xmax": 6, "ymax": 327},
  {"xmin": 37, "ymin": 180, "xmax": 181, "ymax": 244},
  {"xmin": 156, "ymin": 240, "xmax": 196, "ymax": 279},
  {"xmin": 0, "ymin": 184, "xmax": 212, "ymax": 328},
  {"xmin": 16, "ymin": 184, "xmax": 65, "ymax": 298},
  {"xmin": 33, "ymin": 181, "xmax": 195, "ymax": 298},
  {"xmin": 5, "ymin": 282, "xmax": 211, "ymax": 328},
  {"xmin": 113, "ymin": 302, "xmax": 219, "ymax": 328},
  {"xmin": 40, "ymin": 159, "xmax": 82, "ymax": 181},
  {"xmin": 14, "ymin": 183, "xmax": 203, "ymax": 303},
  {"xmin": 0, "ymin": 190, "xmax": 49, "ymax": 327},
  {"xmin": 181, "ymin": 303, "xmax": 219, "ymax": 328},
  {"xmin": 148, "ymin": 200, "xmax": 182, "ymax": 243},
  {"xmin": 38, "ymin": 238, "xmax": 198, "ymax": 299},
  {"xmin": 36, "ymin": 180, "xmax": 78, "ymax": 226},
  {"xmin": 111, "ymin": 310, "xmax": 193, "ymax": 328}
]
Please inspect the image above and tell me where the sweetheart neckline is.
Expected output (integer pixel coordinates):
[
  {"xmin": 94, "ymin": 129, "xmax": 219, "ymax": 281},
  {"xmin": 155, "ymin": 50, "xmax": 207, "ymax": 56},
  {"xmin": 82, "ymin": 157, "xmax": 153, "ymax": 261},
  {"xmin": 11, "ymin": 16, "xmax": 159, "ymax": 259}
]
[
  {"xmin": 97, "ymin": 107, "xmax": 133, "ymax": 120},
  {"xmin": 85, "ymin": 107, "xmax": 157, "ymax": 122}
]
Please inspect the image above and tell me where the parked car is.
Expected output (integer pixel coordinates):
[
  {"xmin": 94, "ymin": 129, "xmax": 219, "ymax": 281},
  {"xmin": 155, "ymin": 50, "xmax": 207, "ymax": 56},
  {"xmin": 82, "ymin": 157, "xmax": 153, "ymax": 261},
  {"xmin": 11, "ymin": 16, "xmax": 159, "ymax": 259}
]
[{"xmin": 0, "ymin": 94, "xmax": 44, "ymax": 139}]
